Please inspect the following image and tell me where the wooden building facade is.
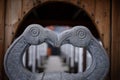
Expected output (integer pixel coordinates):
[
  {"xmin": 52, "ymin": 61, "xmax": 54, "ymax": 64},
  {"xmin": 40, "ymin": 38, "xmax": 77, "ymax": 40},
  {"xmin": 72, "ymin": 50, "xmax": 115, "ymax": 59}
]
[{"xmin": 0, "ymin": 0, "xmax": 120, "ymax": 80}]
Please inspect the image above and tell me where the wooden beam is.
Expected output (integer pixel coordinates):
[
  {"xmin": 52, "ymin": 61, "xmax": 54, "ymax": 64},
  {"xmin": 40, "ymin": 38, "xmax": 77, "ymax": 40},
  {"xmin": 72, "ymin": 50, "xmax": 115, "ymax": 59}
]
[
  {"xmin": 111, "ymin": 0, "xmax": 120, "ymax": 80},
  {"xmin": 0, "ymin": 0, "xmax": 5, "ymax": 79}
]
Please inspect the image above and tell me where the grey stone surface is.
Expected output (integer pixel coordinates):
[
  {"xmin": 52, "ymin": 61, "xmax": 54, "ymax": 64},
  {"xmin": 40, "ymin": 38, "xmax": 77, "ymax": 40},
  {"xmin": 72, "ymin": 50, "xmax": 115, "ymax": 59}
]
[
  {"xmin": 4, "ymin": 24, "xmax": 57, "ymax": 80},
  {"xmin": 58, "ymin": 26, "xmax": 109, "ymax": 80},
  {"xmin": 4, "ymin": 24, "xmax": 109, "ymax": 80}
]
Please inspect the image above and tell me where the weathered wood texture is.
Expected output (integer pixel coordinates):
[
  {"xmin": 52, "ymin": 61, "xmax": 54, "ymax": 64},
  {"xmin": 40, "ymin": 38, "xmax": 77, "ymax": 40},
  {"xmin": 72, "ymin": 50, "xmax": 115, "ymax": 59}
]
[
  {"xmin": 0, "ymin": 0, "xmax": 5, "ymax": 79},
  {"xmin": 5, "ymin": 0, "xmax": 22, "ymax": 50},
  {"xmin": 111, "ymin": 0, "xmax": 120, "ymax": 80},
  {"xmin": 94, "ymin": 0, "xmax": 110, "ymax": 54}
]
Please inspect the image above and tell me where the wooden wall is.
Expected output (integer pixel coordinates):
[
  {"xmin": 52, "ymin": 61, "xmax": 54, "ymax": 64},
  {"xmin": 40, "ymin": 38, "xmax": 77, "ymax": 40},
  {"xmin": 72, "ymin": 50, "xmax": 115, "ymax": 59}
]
[
  {"xmin": 5, "ymin": 0, "xmax": 23, "ymax": 50},
  {"xmin": 0, "ymin": 0, "xmax": 120, "ymax": 80},
  {"xmin": 111, "ymin": 0, "xmax": 120, "ymax": 80},
  {"xmin": 0, "ymin": 0, "xmax": 5, "ymax": 79}
]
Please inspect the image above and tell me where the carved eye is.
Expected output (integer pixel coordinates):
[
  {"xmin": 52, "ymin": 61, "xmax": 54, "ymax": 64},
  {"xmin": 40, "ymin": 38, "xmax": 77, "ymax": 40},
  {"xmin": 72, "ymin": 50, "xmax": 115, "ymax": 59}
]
[
  {"xmin": 29, "ymin": 27, "xmax": 40, "ymax": 37},
  {"xmin": 76, "ymin": 29, "xmax": 86, "ymax": 39}
]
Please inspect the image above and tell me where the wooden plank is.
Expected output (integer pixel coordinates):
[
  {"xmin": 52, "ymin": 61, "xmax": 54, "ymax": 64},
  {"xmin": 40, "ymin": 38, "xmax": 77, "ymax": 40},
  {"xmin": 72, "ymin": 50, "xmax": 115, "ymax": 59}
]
[
  {"xmin": 22, "ymin": 0, "xmax": 34, "ymax": 15},
  {"xmin": 5, "ymin": 0, "xmax": 22, "ymax": 50},
  {"xmin": 5, "ymin": 0, "xmax": 11, "ymax": 25},
  {"xmin": 11, "ymin": 0, "xmax": 22, "ymax": 36},
  {"xmin": 0, "ymin": 41, "xmax": 4, "ymax": 79},
  {"xmin": 93, "ymin": 0, "xmax": 110, "ymax": 80},
  {"xmin": 5, "ymin": 0, "xmax": 14, "ymax": 50},
  {"xmin": 95, "ymin": 0, "xmax": 110, "ymax": 54},
  {"xmin": 0, "ymin": 0, "xmax": 5, "ymax": 79},
  {"xmin": 111, "ymin": 0, "xmax": 120, "ymax": 80},
  {"xmin": 39, "ymin": 0, "xmax": 78, "ymax": 5},
  {"xmin": 10, "ymin": 0, "xmax": 22, "ymax": 24},
  {"xmin": 80, "ymin": 0, "xmax": 95, "ymax": 20},
  {"xmin": 5, "ymin": 0, "xmax": 12, "ymax": 50},
  {"xmin": 5, "ymin": 25, "xmax": 13, "ymax": 50},
  {"xmin": 69, "ymin": 0, "xmax": 78, "ymax": 5},
  {"xmin": 0, "ymin": 0, "xmax": 5, "ymax": 40},
  {"xmin": 41, "ymin": 0, "xmax": 67, "ymax": 3}
]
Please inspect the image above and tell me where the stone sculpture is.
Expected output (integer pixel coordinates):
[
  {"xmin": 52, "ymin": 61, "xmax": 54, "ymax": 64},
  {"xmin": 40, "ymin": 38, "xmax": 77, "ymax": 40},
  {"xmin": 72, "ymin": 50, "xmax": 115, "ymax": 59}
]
[{"xmin": 4, "ymin": 24, "xmax": 109, "ymax": 80}]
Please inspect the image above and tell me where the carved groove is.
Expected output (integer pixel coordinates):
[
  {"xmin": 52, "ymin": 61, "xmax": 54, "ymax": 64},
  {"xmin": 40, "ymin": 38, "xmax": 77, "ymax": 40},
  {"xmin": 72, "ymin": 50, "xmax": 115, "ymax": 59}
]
[
  {"xmin": 77, "ymin": 29, "xmax": 86, "ymax": 39},
  {"xmin": 29, "ymin": 27, "xmax": 40, "ymax": 37}
]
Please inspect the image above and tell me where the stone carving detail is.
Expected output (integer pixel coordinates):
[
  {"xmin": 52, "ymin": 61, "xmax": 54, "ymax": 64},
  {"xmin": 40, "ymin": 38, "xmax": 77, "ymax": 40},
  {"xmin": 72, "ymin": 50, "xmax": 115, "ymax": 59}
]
[
  {"xmin": 29, "ymin": 27, "xmax": 40, "ymax": 37},
  {"xmin": 58, "ymin": 26, "xmax": 109, "ymax": 80},
  {"xmin": 58, "ymin": 26, "xmax": 92, "ymax": 47},
  {"xmin": 77, "ymin": 28, "xmax": 86, "ymax": 39},
  {"xmin": 4, "ymin": 24, "xmax": 57, "ymax": 80},
  {"xmin": 4, "ymin": 24, "xmax": 109, "ymax": 80}
]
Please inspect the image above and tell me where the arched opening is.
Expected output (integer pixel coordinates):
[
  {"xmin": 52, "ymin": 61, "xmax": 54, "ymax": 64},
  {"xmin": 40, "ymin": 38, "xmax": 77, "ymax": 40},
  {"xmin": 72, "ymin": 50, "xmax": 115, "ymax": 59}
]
[
  {"xmin": 15, "ymin": 1, "xmax": 100, "ymax": 39},
  {"xmin": 14, "ymin": 1, "xmax": 101, "ymax": 73}
]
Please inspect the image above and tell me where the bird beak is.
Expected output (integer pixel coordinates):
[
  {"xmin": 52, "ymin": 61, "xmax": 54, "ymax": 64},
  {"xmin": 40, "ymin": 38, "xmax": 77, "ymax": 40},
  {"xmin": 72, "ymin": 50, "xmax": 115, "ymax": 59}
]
[
  {"xmin": 45, "ymin": 29, "xmax": 58, "ymax": 47},
  {"xmin": 57, "ymin": 30, "xmax": 72, "ymax": 47}
]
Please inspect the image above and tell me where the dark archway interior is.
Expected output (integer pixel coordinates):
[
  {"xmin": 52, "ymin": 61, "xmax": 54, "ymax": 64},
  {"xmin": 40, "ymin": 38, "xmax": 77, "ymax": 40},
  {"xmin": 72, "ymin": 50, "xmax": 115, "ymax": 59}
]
[{"xmin": 15, "ymin": 1, "xmax": 100, "ymax": 39}]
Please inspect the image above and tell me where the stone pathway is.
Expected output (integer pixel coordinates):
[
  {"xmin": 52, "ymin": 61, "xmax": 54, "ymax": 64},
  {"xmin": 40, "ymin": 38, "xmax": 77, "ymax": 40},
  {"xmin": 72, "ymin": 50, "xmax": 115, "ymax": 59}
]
[{"xmin": 44, "ymin": 56, "xmax": 68, "ymax": 72}]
